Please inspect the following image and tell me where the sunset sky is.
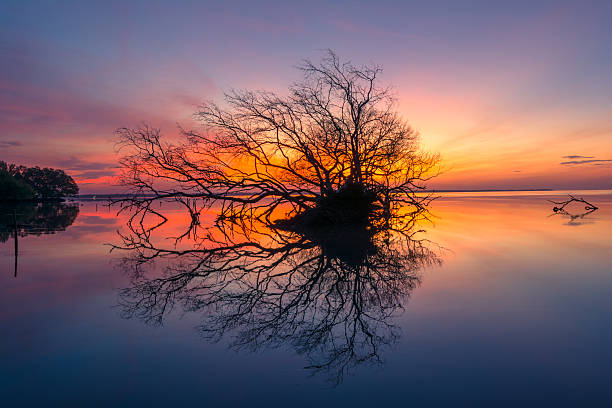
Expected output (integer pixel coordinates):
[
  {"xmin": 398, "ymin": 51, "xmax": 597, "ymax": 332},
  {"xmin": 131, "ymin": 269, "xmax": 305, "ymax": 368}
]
[{"xmin": 1, "ymin": 0, "xmax": 611, "ymax": 193}]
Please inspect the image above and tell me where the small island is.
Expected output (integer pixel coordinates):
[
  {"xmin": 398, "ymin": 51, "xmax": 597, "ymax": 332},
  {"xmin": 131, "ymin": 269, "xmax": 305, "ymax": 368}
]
[{"xmin": 0, "ymin": 161, "xmax": 79, "ymax": 202}]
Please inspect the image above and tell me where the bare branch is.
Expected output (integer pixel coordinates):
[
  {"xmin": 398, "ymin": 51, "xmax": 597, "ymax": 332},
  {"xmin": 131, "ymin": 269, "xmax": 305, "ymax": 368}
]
[{"xmin": 114, "ymin": 51, "xmax": 439, "ymax": 227}]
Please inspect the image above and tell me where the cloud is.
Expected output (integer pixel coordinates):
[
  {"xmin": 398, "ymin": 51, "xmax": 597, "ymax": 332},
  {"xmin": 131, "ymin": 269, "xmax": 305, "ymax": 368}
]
[
  {"xmin": 0, "ymin": 38, "xmax": 211, "ymax": 139},
  {"xmin": 512, "ymin": 170, "xmax": 521, "ymax": 173},
  {"xmin": 560, "ymin": 154, "xmax": 612, "ymax": 166},
  {"xmin": 58, "ymin": 156, "xmax": 118, "ymax": 171},
  {"xmin": 0, "ymin": 140, "xmax": 22, "ymax": 148},
  {"xmin": 53, "ymin": 157, "xmax": 120, "ymax": 181},
  {"xmin": 561, "ymin": 158, "xmax": 612, "ymax": 165},
  {"xmin": 74, "ymin": 170, "xmax": 119, "ymax": 180}
]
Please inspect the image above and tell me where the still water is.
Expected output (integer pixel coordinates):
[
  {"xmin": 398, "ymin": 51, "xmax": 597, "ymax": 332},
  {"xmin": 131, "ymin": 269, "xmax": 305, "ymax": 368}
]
[{"xmin": 1, "ymin": 192, "xmax": 611, "ymax": 407}]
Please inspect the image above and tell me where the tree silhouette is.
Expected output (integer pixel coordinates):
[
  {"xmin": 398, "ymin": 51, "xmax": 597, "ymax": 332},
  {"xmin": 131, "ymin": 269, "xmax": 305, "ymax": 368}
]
[
  {"xmin": 0, "ymin": 161, "xmax": 79, "ymax": 201},
  {"xmin": 113, "ymin": 51, "xmax": 441, "ymax": 383},
  {"xmin": 0, "ymin": 170, "xmax": 34, "ymax": 201},
  {"xmin": 116, "ymin": 51, "xmax": 438, "ymax": 225}
]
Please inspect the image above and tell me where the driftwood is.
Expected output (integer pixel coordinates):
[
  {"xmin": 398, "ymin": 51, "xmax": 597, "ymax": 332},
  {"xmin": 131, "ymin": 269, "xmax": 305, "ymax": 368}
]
[{"xmin": 549, "ymin": 195, "xmax": 599, "ymax": 213}]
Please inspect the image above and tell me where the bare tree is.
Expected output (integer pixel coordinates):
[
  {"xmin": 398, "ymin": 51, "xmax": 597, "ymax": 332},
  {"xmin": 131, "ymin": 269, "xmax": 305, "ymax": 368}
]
[
  {"xmin": 116, "ymin": 51, "xmax": 438, "ymax": 225},
  {"xmin": 112, "ymin": 51, "xmax": 443, "ymax": 384}
]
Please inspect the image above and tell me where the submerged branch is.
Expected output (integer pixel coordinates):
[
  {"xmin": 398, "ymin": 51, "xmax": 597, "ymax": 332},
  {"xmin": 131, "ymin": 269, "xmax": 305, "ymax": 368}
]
[{"xmin": 549, "ymin": 195, "xmax": 599, "ymax": 212}]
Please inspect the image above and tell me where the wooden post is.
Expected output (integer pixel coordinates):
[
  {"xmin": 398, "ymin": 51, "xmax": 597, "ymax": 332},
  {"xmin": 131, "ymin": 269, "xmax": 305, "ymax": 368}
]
[{"xmin": 13, "ymin": 209, "xmax": 18, "ymax": 278}]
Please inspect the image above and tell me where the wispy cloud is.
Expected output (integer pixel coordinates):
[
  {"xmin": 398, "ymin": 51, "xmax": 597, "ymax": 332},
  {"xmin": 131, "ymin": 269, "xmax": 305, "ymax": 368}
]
[
  {"xmin": 0, "ymin": 140, "xmax": 22, "ymax": 148},
  {"xmin": 55, "ymin": 157, "xmax": 120, "ymax": 181},
  {"xmin": 561, "ymin": 157, "xmax": 612, "ymax": 165},
  {"xmin": 74, "ymin": 170, "xmax": 118, "ymax": 180},
  {"xmin": 562, "ymin": 155, "xmax": 594, "ymax": 159},
  {"xmin": 58, "ymin": 156, "xmax": 118, "ymax": 171}
]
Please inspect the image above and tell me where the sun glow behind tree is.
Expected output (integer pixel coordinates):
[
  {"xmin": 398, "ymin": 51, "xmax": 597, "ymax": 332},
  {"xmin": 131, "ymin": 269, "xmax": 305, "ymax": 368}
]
[{"xmin": 116, "ymin": 51, "xmax": 438, "ymax": 226}]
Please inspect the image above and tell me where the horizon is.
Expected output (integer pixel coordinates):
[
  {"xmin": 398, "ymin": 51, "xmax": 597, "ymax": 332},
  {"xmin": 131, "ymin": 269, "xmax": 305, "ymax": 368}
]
[
  {"xmin": 73, "ymin": 187, "xmax": 612, "ymax": 197},
  {"xmin": 1, "ymin": 1, "xmax": 611, "ymax": 193}
]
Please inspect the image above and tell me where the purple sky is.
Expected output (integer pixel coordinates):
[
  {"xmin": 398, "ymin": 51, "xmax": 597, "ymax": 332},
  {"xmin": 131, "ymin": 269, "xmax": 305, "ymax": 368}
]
[{"xmin": 1, "ymin": 0, "xmax": 611, "ymax": 192}]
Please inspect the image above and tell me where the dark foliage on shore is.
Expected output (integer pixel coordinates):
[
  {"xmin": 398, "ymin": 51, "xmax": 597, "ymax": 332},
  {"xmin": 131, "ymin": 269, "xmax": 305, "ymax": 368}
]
[{"xmin": 0, "ymin": 161, "xmax": 79, "ymax": 201}]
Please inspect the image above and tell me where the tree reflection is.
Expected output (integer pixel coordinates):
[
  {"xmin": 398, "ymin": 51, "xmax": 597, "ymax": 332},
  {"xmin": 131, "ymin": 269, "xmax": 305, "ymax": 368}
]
[
  {"xmin": 1, "ymin": 202, "xmax": 79, "ymax": 277},
  {"xmin": 0, "ymin": 202, "xmax": 79, "ymax": 242},
  {"xmin": 115, "ymin": 206, "xmax": 441, "ymax": 384}
]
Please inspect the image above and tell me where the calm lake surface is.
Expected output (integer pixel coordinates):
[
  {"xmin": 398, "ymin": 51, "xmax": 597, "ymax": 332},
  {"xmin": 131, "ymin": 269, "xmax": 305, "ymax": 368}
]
[{"xmin": 2, "ymin": 191, "xmax": 611, "ymax": 407}]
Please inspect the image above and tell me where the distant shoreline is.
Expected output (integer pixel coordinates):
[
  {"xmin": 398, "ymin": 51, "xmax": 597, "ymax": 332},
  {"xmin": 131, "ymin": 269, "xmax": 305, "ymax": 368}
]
[
  {"xmin": 427, "ymin": 188, "xmax": 553, "ymax": 193},
  {"xmin": 67, "ymin": 188, "xmax": 612, "ymax": 200}
]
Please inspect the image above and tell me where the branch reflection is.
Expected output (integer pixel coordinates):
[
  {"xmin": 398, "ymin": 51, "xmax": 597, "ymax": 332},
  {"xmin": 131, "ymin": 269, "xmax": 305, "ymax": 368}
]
[
  {"xmin": 549, "ymin": 207, "xmax": 599, "ymax": 226},
  {"xmin": 115, "ymin": 206, "xmax": 441, "ymax": 384}
]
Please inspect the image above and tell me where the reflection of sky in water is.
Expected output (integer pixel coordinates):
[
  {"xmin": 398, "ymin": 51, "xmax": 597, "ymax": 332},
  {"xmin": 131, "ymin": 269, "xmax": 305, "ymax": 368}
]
[{"xmin": 1, "ymin": 192, "xmax": 611, "ymax": 406}]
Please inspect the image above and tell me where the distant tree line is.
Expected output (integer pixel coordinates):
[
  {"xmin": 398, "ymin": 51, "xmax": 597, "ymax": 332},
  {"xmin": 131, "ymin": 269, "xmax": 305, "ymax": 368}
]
[{"xmin": 0, "ymin": 161, "xmax": 79, "ymax": 201}]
